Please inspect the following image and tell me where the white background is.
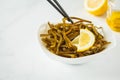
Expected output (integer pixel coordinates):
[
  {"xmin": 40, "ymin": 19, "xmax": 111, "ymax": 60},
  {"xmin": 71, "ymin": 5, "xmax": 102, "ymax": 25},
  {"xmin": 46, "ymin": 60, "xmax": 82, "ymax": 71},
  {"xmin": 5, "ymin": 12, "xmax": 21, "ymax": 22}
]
[{"xmin": 0, "ymin": 0, "xmax": 120, "ymax": 80}]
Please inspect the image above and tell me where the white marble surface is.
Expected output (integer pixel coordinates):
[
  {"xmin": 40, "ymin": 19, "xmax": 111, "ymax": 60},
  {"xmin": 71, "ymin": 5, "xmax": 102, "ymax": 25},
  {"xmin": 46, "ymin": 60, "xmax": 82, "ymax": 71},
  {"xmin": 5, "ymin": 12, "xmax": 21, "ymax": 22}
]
[{"xmin": 0, "ymin": 0, "xmax": 120, "ymax": 80}]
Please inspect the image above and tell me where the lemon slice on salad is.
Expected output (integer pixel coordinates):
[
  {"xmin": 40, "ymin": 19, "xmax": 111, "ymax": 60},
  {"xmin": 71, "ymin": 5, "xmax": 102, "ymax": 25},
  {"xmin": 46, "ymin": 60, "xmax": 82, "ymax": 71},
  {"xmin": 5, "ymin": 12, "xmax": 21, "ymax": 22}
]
[{"xmin": 72, "ymin": 29, "xmax": 95, "ymax": 52}]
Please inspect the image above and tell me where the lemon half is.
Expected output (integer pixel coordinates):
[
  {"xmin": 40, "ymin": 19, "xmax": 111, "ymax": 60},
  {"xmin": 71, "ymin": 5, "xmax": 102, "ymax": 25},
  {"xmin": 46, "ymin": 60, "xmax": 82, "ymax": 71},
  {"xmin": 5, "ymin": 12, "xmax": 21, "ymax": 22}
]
[
  {"xmin": 72, "ymin": 29, "xmax": 95, "ymax": 52},
  {"xmin": 84, "ymin": 0, "xmax": 108, "ymax": 16}
]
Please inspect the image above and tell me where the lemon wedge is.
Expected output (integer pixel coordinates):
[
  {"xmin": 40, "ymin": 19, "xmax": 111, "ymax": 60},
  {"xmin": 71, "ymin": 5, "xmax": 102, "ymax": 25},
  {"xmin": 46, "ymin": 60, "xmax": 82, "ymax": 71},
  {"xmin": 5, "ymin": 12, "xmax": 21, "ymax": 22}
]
[
  {"xmin": 84, "ymin": 0, "xmax": 108, "ymax": 16},
  {"xmin": 72, "ymin": 29, "xmax": 95, "ymax": 52}
]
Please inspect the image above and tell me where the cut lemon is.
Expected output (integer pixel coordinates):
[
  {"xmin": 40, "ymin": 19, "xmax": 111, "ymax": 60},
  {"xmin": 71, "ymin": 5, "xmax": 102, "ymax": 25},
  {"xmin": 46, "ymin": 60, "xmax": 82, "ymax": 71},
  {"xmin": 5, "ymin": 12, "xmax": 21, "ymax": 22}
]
[
  {"xmin": 84, "ymin": 0, "xmax": 108, "ymax": 16},
  {"xmin": 72, "ymin": 29, "xmax": 95, "ymax": 52}
]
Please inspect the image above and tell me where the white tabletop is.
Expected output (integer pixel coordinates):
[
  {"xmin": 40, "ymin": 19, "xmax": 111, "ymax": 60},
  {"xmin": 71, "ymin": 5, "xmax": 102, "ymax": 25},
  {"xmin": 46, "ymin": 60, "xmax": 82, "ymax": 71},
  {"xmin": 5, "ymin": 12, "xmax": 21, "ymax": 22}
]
[{"xmin": 0, "ymin": 0, "xmax": 120, "ymax": 80}]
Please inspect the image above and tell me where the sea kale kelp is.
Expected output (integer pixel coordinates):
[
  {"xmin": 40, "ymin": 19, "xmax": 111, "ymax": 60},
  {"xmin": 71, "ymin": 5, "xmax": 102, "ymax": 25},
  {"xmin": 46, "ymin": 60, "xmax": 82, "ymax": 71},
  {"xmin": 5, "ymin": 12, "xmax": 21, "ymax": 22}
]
[{"xmin": 40, "ymin": 17, "xmax": 110, "ymax": 58}]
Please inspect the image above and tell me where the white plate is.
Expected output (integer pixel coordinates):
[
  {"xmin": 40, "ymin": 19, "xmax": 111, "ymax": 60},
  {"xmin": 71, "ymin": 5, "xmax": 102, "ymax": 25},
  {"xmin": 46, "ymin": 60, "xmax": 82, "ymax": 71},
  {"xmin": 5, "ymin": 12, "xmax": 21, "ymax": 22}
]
[{"xmin": 38, "ymin": 20, "xmax": 116, "ymax": 64}]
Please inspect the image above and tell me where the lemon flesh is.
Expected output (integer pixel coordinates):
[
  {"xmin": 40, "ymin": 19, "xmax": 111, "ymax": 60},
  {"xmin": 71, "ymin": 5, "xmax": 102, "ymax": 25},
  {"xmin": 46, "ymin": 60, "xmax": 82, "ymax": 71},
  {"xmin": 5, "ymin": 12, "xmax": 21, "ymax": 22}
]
[
  {"xmin": 84, "ymin": 0, "xmax": 108, "ymax": 16},
  {"xmin": 72, "ymin": 29, "xmax": 95, "ymax": 52}
]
